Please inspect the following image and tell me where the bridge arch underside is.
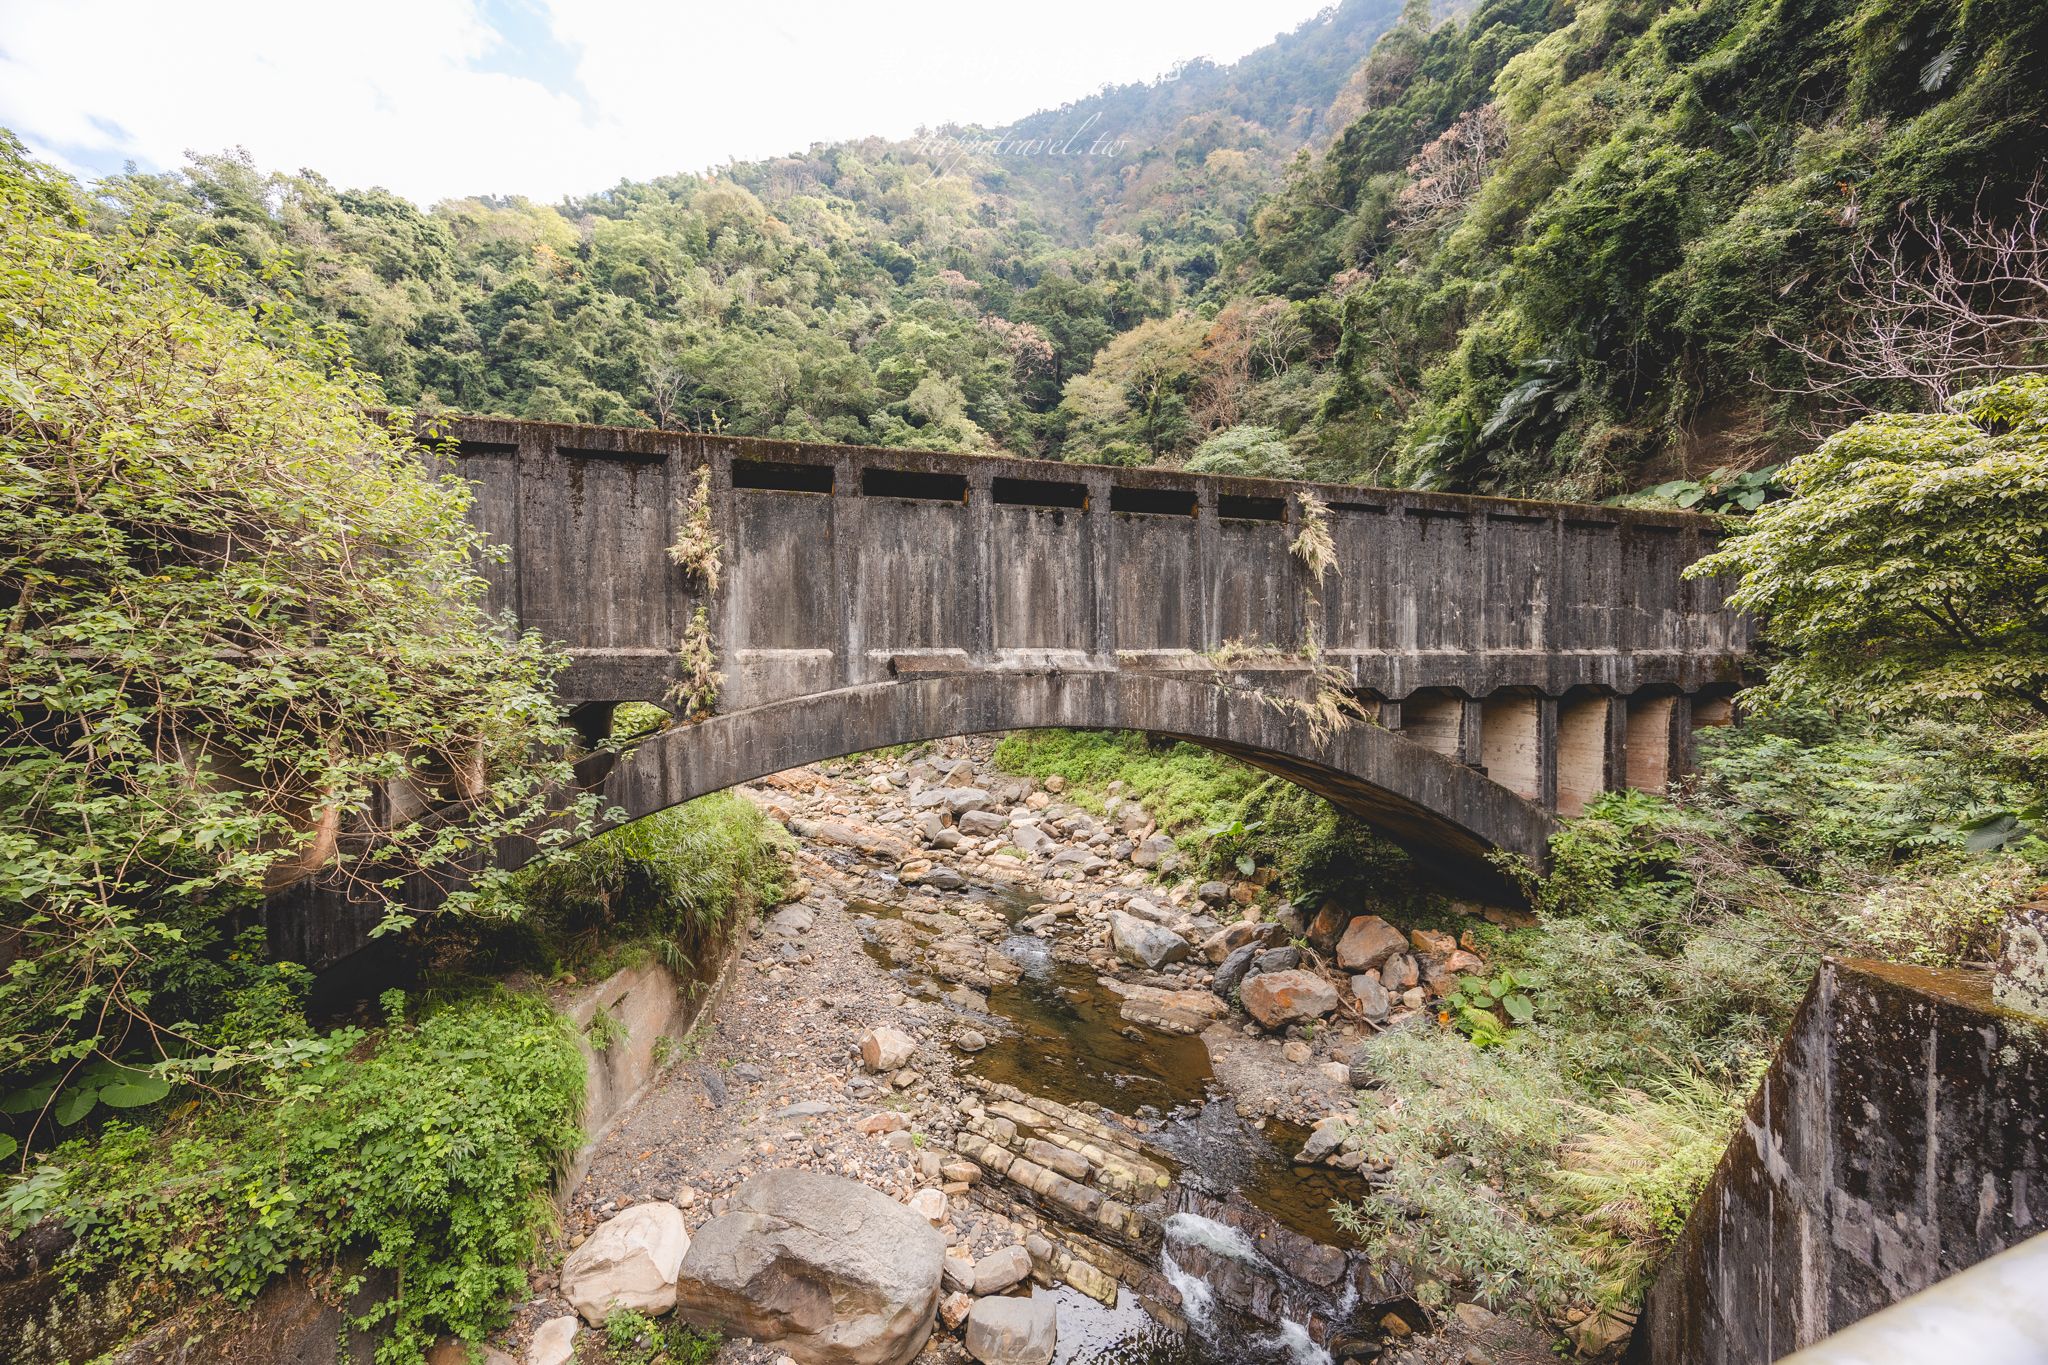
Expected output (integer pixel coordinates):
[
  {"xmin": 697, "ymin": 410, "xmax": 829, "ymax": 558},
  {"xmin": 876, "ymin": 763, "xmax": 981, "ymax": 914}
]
[{"xmin": 595, "ymin": 672, "xmax": 1554, "ymax": 899}]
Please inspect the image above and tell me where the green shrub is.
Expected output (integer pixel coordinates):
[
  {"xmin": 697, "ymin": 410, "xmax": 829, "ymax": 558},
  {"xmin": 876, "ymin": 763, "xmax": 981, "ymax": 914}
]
[
  {"xmin": 439, "ymin": 792, "xmax": 792, "ymax": 977},
  {"xmin": 1, "ymin": 990, "xmax": 584, "ymax": 1364},
  {"xmin": 991, "ymin": 729, "xmax": 1428, "ymax": 908}
]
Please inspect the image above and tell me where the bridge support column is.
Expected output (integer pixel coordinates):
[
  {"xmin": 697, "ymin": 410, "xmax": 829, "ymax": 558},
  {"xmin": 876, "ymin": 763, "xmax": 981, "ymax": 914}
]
[
  {"xmin": 1479, "ymin": 692, "xmax": 1544, "ymax": 801},
  {"xmin": 1458, "ymin": 696, "xmax": 1485, "ymax": 768},
  {"xmin": 1624, "ymin": 692, "xmax": 1681, "ymax": 792},
  {"xmin": 1555, "ymin": 692, "xmax": 1615, "ymax": 816}
]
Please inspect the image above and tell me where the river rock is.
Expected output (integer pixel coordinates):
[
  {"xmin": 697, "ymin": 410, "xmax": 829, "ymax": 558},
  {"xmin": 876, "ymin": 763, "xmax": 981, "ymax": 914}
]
[
  {"xmin": 1381, "ymin": 952, "xmax": 1419, "ymax": 992},
  {"xmin": 959, "ymin": 809, "xmax": 1008, "ymax": 836},
  {"xmin": 1250, "ymin": 946, "xmax": 1301, "ymax": 975},
  {"xmin": 973, "ymin": 1244, "xmax": 1034, "ymax": 1295},
  {"xmin": 1336, "ymin": 915, "xmax": 1407, "ymax": 972},
  {"xmin": 964, "ymin": 1292, "xmax": 1058, "ymax": 1365},
  {"xmin": 1410, "ymin": 927, "xmax": 1457, "ymax": 957},
  {"xmin": 526, "ymin": 1316, "xmax": 578, "ymax": 1365},
  {"xmin": 1116, "ymin": 983, "xmax": 1228, "ymax": 1034},
  {"xmin": 1306, "ymin": 899, "xmax": 1351, "ymax": 952},
  {"xmin": 1238, "ymin": 970, "xmax": 1341, "ymax": 1029},
  {"xmin": 1350, "ymin": 975, "xmax": 1391, "ymax": 1021},
  {"xmin": 1012, "ymin": 824, "xmax": 1056, "ymax": 858},
  {"xmin": 1200, "ymin": 920, "xmax": 1270, "ymax": 963},
  {"xmin": 1109, "ymin": 912, "xmax": 1189, "ymax": 970},
  {"xmin": 1298, "ymin": 1122, "xmax": 1349, "ymax": 1163},
  {"xmin": 673, "ymin": 1169, "xmax": 944, "ymax": 1365},
  {"xmin": 860, "ymin": 1026, "xmax": 917, "ymax": 1072},
  {"xmin": 1130, "ymin": 834, "xmax": 1177, "ymax": 869},
  {"xmin": 560, "ymin": 1201, "xmax": 690, "ymax": 1324},
  {"xmin": 1195, "ymin": 881, "xmax": 1231, "ymax": 907},
  {"xmin": 1211, "ymin": 943, "xmax": 1260, "ymax": 998}
]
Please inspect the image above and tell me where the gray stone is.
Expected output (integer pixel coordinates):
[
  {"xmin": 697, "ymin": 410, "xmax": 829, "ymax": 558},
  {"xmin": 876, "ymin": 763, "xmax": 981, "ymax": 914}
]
[
  {"xmin": 1212, "ymin": 944, "xmax": 1261, "ymax": 999},
  {"xmin": 958, "ymin": 809, "xmax": 1008, "ymax": 837},
  {"xmin": 1251, "ymin": 947, "xmax": 1302, "ymax": 976},
  {"xmin": 1381, "ymin": 952, "xmax": 1420, "ymax": 992},
  {"xmin": 1350, "ymin": 975, "xmax": 1391, "ymax": 1021},
  {"xmin": 1130, "ymin": 834, "xmax": 1177, "ymax": 869},
  {"xmin": 673, "ymin": 1169, "xmax": 945, "ymax": 1365},
  {"xmin": 964, "ymin": 1292, "xmax": 1058, "ymax": 1365},
  {"xmin": 1109, "ymin": 912, "xmax": 1190, "ymax": 970},
  {"xmin": 1196, "ymin": 881, "xmax": 1232, "ymax": 907},
  {"xmin": 973, "ymin": 1244, "xmax": 1035, "ymax": 1295},
  {"xmin": 1298, "ymin": 1123, "xmax": 1349, "ymax": 1164}
]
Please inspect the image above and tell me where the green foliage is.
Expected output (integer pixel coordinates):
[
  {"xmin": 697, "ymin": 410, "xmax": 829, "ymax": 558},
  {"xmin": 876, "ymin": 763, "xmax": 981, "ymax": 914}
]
[
  {"xmin": 1693, "ymin": 377, "xmax": 2048, "ymax": 742},
  {"xmin": 1338, "ymin": 708, "xmax": 2040, "ymax": 1317},
  {"xmin": 601, "ymin": 1308, "xmax": 722, "ymax": 1365},
  {"xmin": 1446, "ymin": 966, "xmax": 1542, "ymax": 1046},
  {"xmin": 1185, "ymin": 425, "xmax": 1304, "ymax": 478},
  {"xmin": 0, "ymin": 136, "xmax": 591, "ymax": 1130},
  {"xmin": 585, "ymin": 1006, "xmax": 628, "ymax": 1054},
  {"xmin": 463, "ymin": 792, "xmax": 792, "ymax": 976},
  {"xmin": 2, "ymin": 990, "xmax": 584, "ymax": 1364},
  {"xmin": 990, "ymin": 730, "xmax": 1427, "ymax": 907}
]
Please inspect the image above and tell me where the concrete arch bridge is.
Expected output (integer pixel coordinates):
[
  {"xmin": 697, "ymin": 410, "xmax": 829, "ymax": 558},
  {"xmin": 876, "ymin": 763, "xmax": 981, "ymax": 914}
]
[
  {"xmin": 270, "ymin": 416, "xmax": 1751, "ymax": 963},
  {"xmin": 440, "ymin": 417, "xmax": 1746, "ymax": 884}
]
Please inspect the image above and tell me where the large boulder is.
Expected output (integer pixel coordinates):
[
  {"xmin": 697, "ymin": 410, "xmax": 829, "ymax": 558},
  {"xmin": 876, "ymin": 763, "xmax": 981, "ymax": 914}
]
[
  {"xmin": 560, "ymin": 1202, "xmax": 690, "ymax": 1325},
  {"xmin": 673, "ymin": 1169, "xmax": 945, "ymax": 1365},
  {"xmin": 965, "ymin": 1292, "xmax": 1058, "ymax": 1365},
  {"xmin": 1109, "ymin": 912, "xmax": 1189, "ymax": 971},
  {"xmin": 1336, "ymin": 915, "xmax": 1407, "ymax": 972},
  {"xmin": 1238, "ymin": 970, "xmax": 1341, "ymax": 1030}
]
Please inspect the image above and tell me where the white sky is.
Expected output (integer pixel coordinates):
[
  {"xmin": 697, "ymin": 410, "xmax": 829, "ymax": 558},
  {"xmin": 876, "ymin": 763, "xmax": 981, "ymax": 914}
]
[{"xmin": 0, "ymin": 0, "xmax": 1334, "ymax": 204}]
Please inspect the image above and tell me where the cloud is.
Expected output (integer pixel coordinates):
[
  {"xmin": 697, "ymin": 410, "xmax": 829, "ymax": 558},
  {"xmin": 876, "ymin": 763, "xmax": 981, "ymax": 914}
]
[{"xmin": 0, "ymin": 0, "xmax": 1327, "ymax": 204}]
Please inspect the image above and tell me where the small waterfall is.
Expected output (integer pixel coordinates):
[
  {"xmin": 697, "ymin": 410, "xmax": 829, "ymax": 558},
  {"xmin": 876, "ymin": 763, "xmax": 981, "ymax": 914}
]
[
  {"xmin": 1160, "ymin": 1250, "xmax": 1215, "ymax": 1332},
  {"xmin": 1260, "ymin": 1318, "xmax": 1335, "ymax": 1365},
  {"xmin": 1163, "ymin": 1212, "xmax": 1270, "ymax": 1266}
]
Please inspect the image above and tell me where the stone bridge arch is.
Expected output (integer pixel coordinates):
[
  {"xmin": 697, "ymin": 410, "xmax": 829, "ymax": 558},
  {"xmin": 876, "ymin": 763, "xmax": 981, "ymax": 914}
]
[{"xmin": 582, "ymin": 671, "xmax": 1555, "ymax": 892}]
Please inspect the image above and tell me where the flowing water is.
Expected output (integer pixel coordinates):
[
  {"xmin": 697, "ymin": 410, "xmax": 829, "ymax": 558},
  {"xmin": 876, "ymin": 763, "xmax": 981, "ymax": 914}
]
[{"xmin": 853, "ymin": 886, "xmax": 1401, "ymax": 1362}]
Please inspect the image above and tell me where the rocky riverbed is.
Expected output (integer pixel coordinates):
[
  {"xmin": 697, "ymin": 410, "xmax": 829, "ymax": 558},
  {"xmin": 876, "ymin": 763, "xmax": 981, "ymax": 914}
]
[{"xmin": 486, "ymin": 736, "xmax": 1557, "ymax": 1365}]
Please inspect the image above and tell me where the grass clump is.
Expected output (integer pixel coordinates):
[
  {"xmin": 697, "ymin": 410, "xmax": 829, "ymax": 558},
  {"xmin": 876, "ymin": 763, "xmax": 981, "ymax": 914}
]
[{"xmin": 602, "ymin": 1308, "xmax": 721, "ymax": 1364}]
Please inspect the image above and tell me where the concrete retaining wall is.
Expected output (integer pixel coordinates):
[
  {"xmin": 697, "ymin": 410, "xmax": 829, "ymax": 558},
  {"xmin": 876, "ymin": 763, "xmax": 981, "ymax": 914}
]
[{"xmin": 1638, "ymin": 959, "xmax": 2048, "ymax": 1364}]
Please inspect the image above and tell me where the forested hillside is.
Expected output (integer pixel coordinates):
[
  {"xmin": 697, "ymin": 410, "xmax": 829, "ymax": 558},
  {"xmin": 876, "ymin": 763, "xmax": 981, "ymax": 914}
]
[{"xmin": 94, "ymin": 0, "xmax": 2045, "ymax": 499}]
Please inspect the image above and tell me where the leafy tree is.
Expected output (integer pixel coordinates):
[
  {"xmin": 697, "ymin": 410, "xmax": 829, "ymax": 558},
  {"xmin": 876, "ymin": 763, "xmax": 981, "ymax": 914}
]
[
  {"xmin": 1693, "ymin": 376, "xmax": 2048, "ymax": 728},
  {"xmin": 0, "ymin": 137, "xmax": 591, "ymax": 1128},
  {"xmin": 1185, "ymin": 425, "xmax": 1306, "ymax": 478}
]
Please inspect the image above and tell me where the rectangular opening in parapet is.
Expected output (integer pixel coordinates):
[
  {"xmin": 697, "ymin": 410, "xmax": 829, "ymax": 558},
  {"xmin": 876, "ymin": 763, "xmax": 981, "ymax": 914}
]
[
  {"xmin": 733, "ymin": 459, "xmax": 834, "ymax": 494},
  {"xmin": 992, "ymin": 477, "xmax": 1088, "ymax": 510},
  {"xmin": 1330, "ymin": 501, "xmax": 1384, "ymax": 515},
  {"xmin": 453, "ymin": 439, "xmax": 517, "ymax": 457},
  {"xmin": 1217, "ymin": 494, "xmax": 1286, "ymax": 522},
  {"xmin": 1109, "ymin": 486, "xmax": 1197, "ymax": 517},
  {"xmin": 860, "ymin": 467, "xmax": 969, "ymax": 503}
]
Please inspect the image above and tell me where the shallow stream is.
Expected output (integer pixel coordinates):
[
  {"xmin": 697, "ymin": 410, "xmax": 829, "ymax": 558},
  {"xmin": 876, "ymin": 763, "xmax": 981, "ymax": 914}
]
[{"xmin": 854, "ymin": 885, "xmax": 1396, "ymax": 1363}]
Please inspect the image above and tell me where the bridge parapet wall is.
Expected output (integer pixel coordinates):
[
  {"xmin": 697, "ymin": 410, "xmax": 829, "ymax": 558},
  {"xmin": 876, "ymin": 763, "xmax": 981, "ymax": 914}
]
[{"xmin": 434, "ymin": 417, "xmax": 1749, "ymax": 723}]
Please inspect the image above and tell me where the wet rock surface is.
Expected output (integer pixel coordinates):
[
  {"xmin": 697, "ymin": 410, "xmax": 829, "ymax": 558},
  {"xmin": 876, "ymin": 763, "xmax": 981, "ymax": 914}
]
[{"xmin": 490, "ymin": 736, "xmax": 1529, "ymax": 1364}]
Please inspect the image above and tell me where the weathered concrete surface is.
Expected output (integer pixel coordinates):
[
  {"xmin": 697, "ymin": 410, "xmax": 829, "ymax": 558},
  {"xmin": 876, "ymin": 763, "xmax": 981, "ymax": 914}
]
[{"xmin": 1637, "ymin": 959, "xmax": 2048, "ymax": 1364}]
